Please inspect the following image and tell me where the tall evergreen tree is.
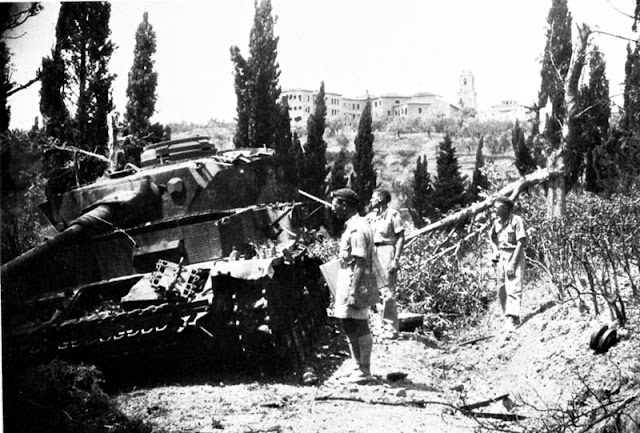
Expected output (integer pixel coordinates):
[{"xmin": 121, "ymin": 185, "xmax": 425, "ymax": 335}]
[
  {"xmin": 570, "ymin": 46, "xmax": 610, "ymax": 192},
  {"xmin": 230, "ymin": 0, "xmax": 283, "ymax": 149},
  {"xmin": 126, "ymin": 11, "xmax": 157, "ymax": 137},
  {"xmin": 467, "ymin": 136, "xmax": 490, "ymax": 203},
  {"xmin": 273, "ymin": 97, "xmax": 292, "ymax": 155},
  {"xmin": 412, "ymin": 154, "xmax": 433, "ymax": 227},
  {"xmin": 230, "ymin": 46, "xmax": 250, "ymax": 148},
  {"xmin": 512, "ymin": 120, "xmax": 536, "ymax": 176},
  {"xmin": 431, "ymin": 134, "xmax": 466, "ymax": 214},
  {"xmin": 327, "ymin": 145, "xmax": 349, "ymax": 193},
  {"xmin": 352, "ymin": 99, "xmax": 376, "ymax": 204},
  {"xmin": 55, "ymin": 2, "xmax": 115, "ymax": 148},
  {"xmin": 290, "ymin": 130, "xmax": 303, "ymax": 186},
  {"xmin": 539, "ymin": 0, "xmax": 572, "ymax": 149},
  {"xmin": 617, "ymin": 36, "xmax": 640, "ymax": 185},
  {"xmin": 300, "ymin": 82, "xmax": 327, "ymax": 199},
  {"xmin": 39, "ymin": 50, "xmax": 69, "ymax": 141},
  {"xmin": 39, "ymin": 2, "xmax": 115, "ymax": 193}
]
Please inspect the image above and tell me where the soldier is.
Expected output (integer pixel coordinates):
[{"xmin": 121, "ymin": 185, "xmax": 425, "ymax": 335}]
[
  {"xmin": 366, "ymin": 189, "xmax": 404, "ymax": 336},
  {"xmin": 330, "ymin": 188, "xmax": 375, "ymax": 383},
  {"xmin": 489, "ymin": 196, "xmax": 527, "ymax": 332}
]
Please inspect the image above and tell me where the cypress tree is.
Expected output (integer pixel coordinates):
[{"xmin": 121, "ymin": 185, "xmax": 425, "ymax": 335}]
[
  {"xmin": 570, "ymin": 46, "xmax": 610, "ymax": 192},
  {"xmin": 352, "ymin": 98, "xmax": 376, "ymax": 204},
  {"xmin": 56, "ymin": 2, "xmax": 115, "ymax": 149},
  {"xmin": 412, "ymin": 154, "xmax": 433, "ymax": 227},
  {"xmin": 512, "ymin": 120, "xmax": 536, "ymax": 176},
  {"xmin": 431, "ymin": 134, "xmax": 466, "ymax": 214},
  {"xmin": 327, "ymin": 145, "xmax": 349, "ymax": 193},
  {"xmin": 539, "ymin": 0, "xmax": 572, "ymax": 150},
  {"xmin": 273, "ymin": 97, "xmax": 292, "ymax": 156},
  {"xmin": 39, "ymin": 50, "xmax": 70, "ymax": 143},
  {"xmin": 40, "ymin": 2, "xmax": 115, "ymax": 194},
  {"xmin": 618, "ymin": 38, "xmax": 640, "ymax": 184},
  {"xmin": 126, "ymin": 11, "xmax": 158, "ymax": 138},
  {"xmin": 290, "ymin": 130, "xmax": 303, "ymax": 187},
  {"xmin": 230, "ymin": 46, "xmax": 250, "ymax": 148},
  {"xmin": 467, "ymin": 136, "xmax": 490, "ymax": 203},
  {"xmin": 230, "ymin": 0, "xmax": 282, "ymax": 149},
  {"xmin": 300, "ymin": 82, "xmax": 327, "ymax": 199}
]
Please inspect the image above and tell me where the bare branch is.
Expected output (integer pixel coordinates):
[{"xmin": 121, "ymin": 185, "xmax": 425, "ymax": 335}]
[
  {"xmin": 6, "ymin": 73, "xmax": 42, "ymax": 98},
  {"xmin": 45, "ymin": 144, "xmax": 110, "ymax": 163},
  {"xmin": 604, "ymin": 0, "xmax": 636, "ymax": 21},
  {"xmin": 573, "ymin": 93, "xmax": 624, "ymax": 119},
  {"xmin": 592, "ymin": 29, "xmax": 638, "ymax": 43}
]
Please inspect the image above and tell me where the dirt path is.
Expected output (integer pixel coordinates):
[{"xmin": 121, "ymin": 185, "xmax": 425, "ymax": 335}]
[
  {"xmin": 114, "ymin": 278, "xmax": 640, "ymax": 433},
  {"xmin": 114, "ymin": 331, "xmax": 477, "ymax": 433}
]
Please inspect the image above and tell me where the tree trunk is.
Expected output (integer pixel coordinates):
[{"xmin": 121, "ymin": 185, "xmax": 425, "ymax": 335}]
[
  {"xmin": 407, "ymin": 168, "xmax": 563, "ymax": 242},
  {"xmin": 545, "ymin": 24, "xmax": 592, "ymax": 218}
]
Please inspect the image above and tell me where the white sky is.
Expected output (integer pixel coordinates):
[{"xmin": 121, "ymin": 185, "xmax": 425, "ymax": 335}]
[{"xmin": 5, "ymin": 0, "xmax": 637, "ymax": 130}]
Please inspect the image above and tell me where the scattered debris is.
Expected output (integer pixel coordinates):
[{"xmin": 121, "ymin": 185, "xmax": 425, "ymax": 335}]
[
  {"xmin": 458, "ymin": 335, "xmax": 494, "ymax": 346},
  {"xmin": 385, "ymin": 371, "xmax": 408, "ymax": 382},
  {"xmin": 398, "ymin": 313, "xmax": 424, "ymax": 332},
  {"xmin": 460, "ymin": 393, "xmax": 509, "ymax": 411}
]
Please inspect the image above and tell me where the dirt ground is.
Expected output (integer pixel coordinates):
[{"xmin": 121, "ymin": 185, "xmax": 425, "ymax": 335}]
[{"xmin": 114, "ymin": 277, "xmax": 640, "ymax": 433}]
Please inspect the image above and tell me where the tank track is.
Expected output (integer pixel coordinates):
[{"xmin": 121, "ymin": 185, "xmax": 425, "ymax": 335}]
[
  {"xmin": 6, "ymin": 300, "xmax": 210, "ymax": 364},
  {"xmin": 6, "ymin": 256, "xmax": 330, "ymax": 373}
]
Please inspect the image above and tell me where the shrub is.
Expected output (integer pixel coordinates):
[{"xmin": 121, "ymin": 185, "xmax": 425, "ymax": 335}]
[
  {"xmin": 4, "ymin": 360, "xmax": 151, "ymax": 433},
  {"xmin": 520, "ymin": 189, "xmax": 640, "ymax": 325},
  {"xmin": 397, "ymin": 225, "xmax": 494, "ymax": 336}
]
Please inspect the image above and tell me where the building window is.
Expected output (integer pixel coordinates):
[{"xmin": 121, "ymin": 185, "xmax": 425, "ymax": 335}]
[
  {"xmin": 388, "ymin": 110, "xmax": 391, "ymax": 116},
  {"xmin": 463, "ymin": 78, "xmax": 467, "ymax": 86},
  {"xmin": 395, "ymin": 100, "xmax": 399, "ymax": 104},
  {"xmin": 418, "ymin": 108, "xmax": 422, "ymax": 114}
]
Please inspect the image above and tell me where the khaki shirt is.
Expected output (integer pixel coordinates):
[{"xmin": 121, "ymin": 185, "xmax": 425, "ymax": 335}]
[
  {"xmin": 334, "ymin": 214, "xmax": 374, "ymax": 319},
  {"xmin": 366, "ymin": 208, "xmax": 404, "ymax": 246},
  {"xmin": 490, "ymin": 214, "xmax": 527, "ymax": 252}
]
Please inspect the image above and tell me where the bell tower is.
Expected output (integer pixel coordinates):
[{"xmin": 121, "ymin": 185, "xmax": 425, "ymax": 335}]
[{"xmin": 457, "ymin": 69, "xmax": 477, "ymax": 112}]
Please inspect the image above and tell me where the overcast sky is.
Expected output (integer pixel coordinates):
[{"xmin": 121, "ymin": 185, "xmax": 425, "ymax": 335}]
[{"xmin": 5, "ymin": 0, "xmax": 637, "ymax": 130}]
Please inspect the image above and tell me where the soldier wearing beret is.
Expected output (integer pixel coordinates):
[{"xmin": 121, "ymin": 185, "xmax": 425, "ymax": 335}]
[
  {"xmin": 330, "ymin": 188, "xmax": 375, "ymax": 383},
  {"xmin": 489, "ymin": 196, "xmax": 528, "ymax": 333}
]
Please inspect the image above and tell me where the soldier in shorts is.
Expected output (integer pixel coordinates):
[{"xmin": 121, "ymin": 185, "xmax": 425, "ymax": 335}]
[{"xmin": 489, "ymin": 196, "xmax": 527, "ymax": 332}]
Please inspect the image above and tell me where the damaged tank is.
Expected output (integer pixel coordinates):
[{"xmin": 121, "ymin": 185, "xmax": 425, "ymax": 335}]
[{"xmin": 1, "ymin": 137, "xmax": 330, "ymax": 374}]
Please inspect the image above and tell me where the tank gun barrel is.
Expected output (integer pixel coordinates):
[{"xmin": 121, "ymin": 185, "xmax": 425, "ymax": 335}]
[{"xmin": 1, "ymin": 204, "xmax": 115, "ymax": 286}]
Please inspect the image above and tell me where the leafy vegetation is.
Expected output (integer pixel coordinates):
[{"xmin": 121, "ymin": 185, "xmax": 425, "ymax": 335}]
[
  {"xmin": 4, "ymin": 360, "xmax": 151, "ymax": 433},
  {"xmin": 396, "ymin": 229, "xmax": 494, "ymax": 336},
  {"xmin": 522, "ymin": 188, "xmax": 640, "ymax": 325}
]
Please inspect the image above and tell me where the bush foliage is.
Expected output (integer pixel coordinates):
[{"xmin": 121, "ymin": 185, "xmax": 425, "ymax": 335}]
[
  {"xmin": 521, "ymin": 188, "xmax": 640, "ymax": 325},
  {"xmin": 4, "ymin": 360, "xmax": 151, "ymax": 433}
]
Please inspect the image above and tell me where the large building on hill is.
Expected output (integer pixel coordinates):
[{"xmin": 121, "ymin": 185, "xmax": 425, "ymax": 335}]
[
  {"xmin": 282, "ymin": 71, "xmax": 530, "ymax": 128},
  {"xmin": 282, "ymin": 71, "xmax": 474, "ymax": 128},
  {"xmin": 478, "ymin": 100, "xmax": 530, "ymax": 122}
]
